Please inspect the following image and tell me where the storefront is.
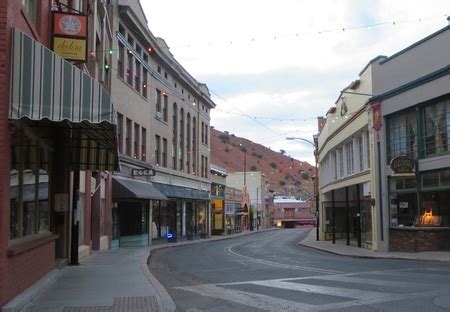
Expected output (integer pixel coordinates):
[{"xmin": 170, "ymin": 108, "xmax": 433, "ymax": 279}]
[
  {"xmin": 6, "ymin": 28, "xmax": 118, "ymax": 302},
  {"xmin": 112, "ymin": 172, "xmax": 167, "ymax": 247}
]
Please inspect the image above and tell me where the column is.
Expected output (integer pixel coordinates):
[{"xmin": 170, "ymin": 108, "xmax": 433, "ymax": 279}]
[{"xmin": 182, "ymin": 201, "xmax": 186, "ymax": 236}]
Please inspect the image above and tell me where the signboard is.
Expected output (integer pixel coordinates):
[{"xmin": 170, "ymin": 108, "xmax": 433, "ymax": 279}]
[
  {"xmin": 390, "ymin": 155, "xmax": 415, "ymax": 174},
  {"xmin": 372, "ymin": 102, "xmax": 382, "ymax": 131},
  {"xmin": 52, "ymin": 12, "xmax": 88, "ymax": 62},
  {"xmin": 53, "ymin": 37, "xmax": 87, "ymax": 61},
  {"xmin": 132, "ymin": 168, "xmax": 156, "ymax": 177},
  {"xmin": 54, "ymin": 12, "xmax": 87, "ymax": 37}
]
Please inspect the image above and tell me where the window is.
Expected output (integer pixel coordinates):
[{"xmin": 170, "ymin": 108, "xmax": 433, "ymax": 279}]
[
  {"xmin": 163, "ymin": 93, "xmax": 168, "ymax": 122},
  {"xmin": 157, "ymin": 66, "xmax": 161, "ymax": 74},
  {"xmin": 118, "ymin": 42, "xmax": 124, "ymax": 78},
  {"xmin": 10, "ymin": 129, "xmax": 50, "ymax": 241},
  {"xmin": 346, "ymin": 141, "xmax": 354, "ymax": 175},
  {"xmin": 117, "ymin": 113, "xmax": 123, "ymax": 154},
  {"xmin": 119, "ymin": 24, "xmax": 125, "ymax": 36},
  {"xmin": 126, "ymin": 118, "xmax": 132, "ymax": 156},
  {"xmin": 127, "ymin": 49, "xmax": 133, "ymax": 85},
  {"xmin": 162, "ymin": 138, "xmax": 167, "ymax": 167},
  {"xmin": 134, "ymin": 123, "xmax": 140, "ymax": 158},
  {"xmin": 22, "ymin": 0, "xmax": 37, "ymax": 26},
  {"xmin": 333, "ymin": 151, "xmax": 337, "ymax": 180},
  {"xmin": 172, "ymin": 103, "xmax": 178, "ymax": 170},
  {"xmin": 155, "ymin": 135, "xmax": 161, "ymax": 165},
  {"xmin": 423, "ymin": 99, "xmax": 450, "ymax": 157},
  {"xmin": 164, "ymin": 71, "xmax": 168, "ymax": 79},
  {"xmin": 205, "ymin": 125, "xmax": 208, "ymax": 145},
  {"xmin": 186, "ymin": 114, "xmax": 191, "ymax": 173},
  {"xmin": 179, "ymin": 108, "xmax": 185, "ymax": 171},
  {"xmin": 142, "ymin": 69, "xmax": 148, "ymax": 98},
  {"xmin": 338, "ymin": 146, "xmax": 344, "ymax": 178},
  {"xmin": 358, "ymin": 136, "xmax": 364, "ymax": 172},
  {"xmin": 366, "ymin": 131, "xmax": 371, "ymax": 169},
  {"xmin": 201, "ymin": 122, "xmax": 205, "ymax": 144},
  {"xmin": 192, "ymin": 117, "xmax": 197, "ymax": 174},
  {"xmin": 135, "ymin": 59, "xmax": 141, "ymax": 92},
  {"xmin": 387, "ymin": 109, "xmax": 417, "ymax": 162},
  {"xmin": 141, "ymin": 128, "xmax": 147, "ymax": 161},
  {"xmin": 201, "ymin": 156, "xmax": 204, "ymax": 178},
  {"xmin": 156, "ymin": 89, "xmax": 161, "ymax": 114},
  {"xmin": 205, "ymin": 156, "xmax": 208, "ymax": 178}
]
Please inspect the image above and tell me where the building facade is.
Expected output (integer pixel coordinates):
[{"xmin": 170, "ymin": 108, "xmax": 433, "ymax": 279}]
[
  {"xmin": 371, "ymin": 23, "xmax": 450, "ymax": 252},
  {"xmin": 318, "ymin": 61, "xmax": 379, "ymax": 250},
  {"xmin": 273, "ymin": 196, "xmax": 315, "ymax": 228},
  {"xmin": 110, "ymin": 1, "xmax": 215, "ymax": 244},
  {"xmin": 210, "ymin": 164, "xmax": 226, "ymax": 235},
  {"xmin": 2, "ymin": 0, "xmax": 119, "ymax": 307}
]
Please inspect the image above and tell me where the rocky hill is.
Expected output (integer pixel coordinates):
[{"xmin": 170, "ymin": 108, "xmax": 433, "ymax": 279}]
[{"xmin": 210, "ymin": 127, "xmax": 315, "ymax": 200}]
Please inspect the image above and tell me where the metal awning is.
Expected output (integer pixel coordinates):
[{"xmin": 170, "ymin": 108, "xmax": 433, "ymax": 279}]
[
  {"xmin": 112, "ymin": 176, "xmax": 168, "ymax": 200},
  {"xmin": 9, "ymin": 28, "xmax": 119, "ymax": 171}
]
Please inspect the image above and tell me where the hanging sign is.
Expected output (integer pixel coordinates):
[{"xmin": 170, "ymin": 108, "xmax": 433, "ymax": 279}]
[
  {"xmin": 390, "ymin": 155, "xmax": 415, "ymax": 174},
  {"xmin": 52, "ymin": 12, "xmax": 88, "ymax": 61}
]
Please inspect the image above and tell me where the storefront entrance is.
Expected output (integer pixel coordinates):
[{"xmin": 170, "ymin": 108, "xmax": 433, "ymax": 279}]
[{"xmin": 118, "ymin": 202, "xmax": 148, "ymax": 247}]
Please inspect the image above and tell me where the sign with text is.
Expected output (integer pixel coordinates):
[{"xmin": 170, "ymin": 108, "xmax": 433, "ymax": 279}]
[
  {"xmin": 53, "ymin": 37, "xmax": 86, "ymax": 60},
  {"xmin": 390, "ymin": 155, "xmax": 415, "ymax": 174},
  {"xmin": 52, "ymin": 12, "xmax": 88, "ymax": 62},
  {"xmin": 132, "ymin": 168, "xmax": 156, "ymax": 177}
]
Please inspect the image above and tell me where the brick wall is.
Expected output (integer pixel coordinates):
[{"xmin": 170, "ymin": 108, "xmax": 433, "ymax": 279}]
[
  {"xmin": 390, "ymin": 228, "xmax": 450, "ymax": 252},
  {"xmin": 6, "ymin": 241, "xmax": 55, "ymax": 302},
  {"xmin": 0, "ymin": 0, "xmax": 53, "ymax": 307}
]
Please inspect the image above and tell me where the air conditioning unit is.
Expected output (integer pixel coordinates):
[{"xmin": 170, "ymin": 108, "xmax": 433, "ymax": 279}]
[{"xmin": 155, "ymin": 111, "xmax": 162, "ymax": 119}]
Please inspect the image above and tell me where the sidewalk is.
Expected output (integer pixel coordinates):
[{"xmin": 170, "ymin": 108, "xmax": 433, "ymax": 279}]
[
  {"xmin": 4, "ymin": 229, "xmax": 271, "ymax": 312},
  {"xmin": 299, "ymin": 229, "xmax": 450, "ymax": 262}
]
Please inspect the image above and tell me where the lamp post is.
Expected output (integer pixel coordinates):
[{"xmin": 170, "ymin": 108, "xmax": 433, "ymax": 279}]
[{"xmin": 286, "ymin": 136, "xmax": 319, "ymax": 241}]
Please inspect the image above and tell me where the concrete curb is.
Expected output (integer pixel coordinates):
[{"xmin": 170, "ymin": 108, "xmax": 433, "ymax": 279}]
[
  {"xmin": 140, "ymin": 252, "xmax": 176, "ymax": 312},
  {"xmin": 297, "ymin": 230, "xmax": 450, "ymax": 263}
]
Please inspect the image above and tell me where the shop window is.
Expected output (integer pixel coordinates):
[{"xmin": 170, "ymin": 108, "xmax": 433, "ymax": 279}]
[
  {"xmin": 387, "ymin": 109, "xmax": 417, "ymax": 162},
  {"xmin": 422, "ymin": 171, "xmax": 439, "ymax": 188},
  {"xmin": 423, "ymin": 99, "xmax": 450, "ymax": 157},
  {"xmin": 10, "ymin": 129, "xmax": 50, "ymax": 241}
]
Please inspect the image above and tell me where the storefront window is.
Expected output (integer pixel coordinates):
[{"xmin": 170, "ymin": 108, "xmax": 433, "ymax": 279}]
[
  {"xmin": 423, "ymin": 99, "xmax": 450, "ymax": 156},
  {"xmin": 387, "ymin": 109, "xmax": 417, "ymax": 162},
  {"xmin": 10, "ymin": 129, "xmax": 50, "ymax": 241}
]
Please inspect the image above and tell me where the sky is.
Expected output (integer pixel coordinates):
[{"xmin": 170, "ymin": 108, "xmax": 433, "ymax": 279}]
[{"xmin": 141, "ymin": 1, "xmax": 450, "ymax": 165}]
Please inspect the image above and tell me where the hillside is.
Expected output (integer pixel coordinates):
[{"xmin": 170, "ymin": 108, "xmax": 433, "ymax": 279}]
[{"xmin": 210, "ymin": 128, "xmax": 315, "ymax": 200}]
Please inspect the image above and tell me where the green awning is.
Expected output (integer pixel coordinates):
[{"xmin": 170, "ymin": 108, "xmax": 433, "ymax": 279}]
[{"xmin": 9, "ymin": 28, "xmax": 119, "ymax": 171}]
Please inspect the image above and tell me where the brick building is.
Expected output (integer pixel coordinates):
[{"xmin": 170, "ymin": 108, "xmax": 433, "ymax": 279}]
[
  {"xmin": 1, "ymin": 1, "xmax": 118, "ymax": 307},
  {"xmin": 273, "ymin": 196, "xmax": 315, "ymax": 228}
]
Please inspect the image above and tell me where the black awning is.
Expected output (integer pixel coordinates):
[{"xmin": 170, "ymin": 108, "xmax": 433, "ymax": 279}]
[{"xmin": 112, "ymin": 176, "xmax": 167, "ymax": 200}]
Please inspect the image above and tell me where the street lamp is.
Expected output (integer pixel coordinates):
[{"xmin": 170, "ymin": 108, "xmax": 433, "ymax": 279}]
[
  {"xmin": 286, "ymin": 136, "xmax": 320, "ymax": 241},
  {"xmin": 238, "ymin": 143, "xmax": 252, "ymax": 231}
]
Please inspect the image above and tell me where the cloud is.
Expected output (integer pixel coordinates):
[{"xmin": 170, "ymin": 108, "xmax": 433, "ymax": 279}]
[{"xmin": 141, "ymin": 0, "xmax": 450, "ymax": 164}]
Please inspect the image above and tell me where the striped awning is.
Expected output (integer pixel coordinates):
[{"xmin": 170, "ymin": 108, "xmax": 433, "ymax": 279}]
[{"xmin": 9, "ymin": 28, "xmax": 119, "ymax": 171}]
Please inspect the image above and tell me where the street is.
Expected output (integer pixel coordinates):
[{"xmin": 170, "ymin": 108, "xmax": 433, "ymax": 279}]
[{"xmin": 149, "ymin": 229, "xmax": 450, "ymax": 312}]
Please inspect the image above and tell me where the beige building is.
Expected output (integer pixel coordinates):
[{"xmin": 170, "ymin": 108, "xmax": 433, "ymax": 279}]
[
  {"xmin": 318, "ymin": 58, "xmax": 382, "ymax": 250},
  {"xmin": 110, "ymin": 1, "xmax": 215, "ymax": 245}
]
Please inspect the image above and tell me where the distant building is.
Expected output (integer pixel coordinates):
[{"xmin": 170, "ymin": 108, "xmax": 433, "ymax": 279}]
[{"xmin": 273, "ymin": 196, "xmax": 315, "ymax": 228}]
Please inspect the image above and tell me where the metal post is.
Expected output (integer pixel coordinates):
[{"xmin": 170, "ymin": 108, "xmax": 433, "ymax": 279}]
[
  {"xmin": 345, "ymin": 186, "xmax": 350, "ymax": 246},
  {"xmin": 332, "ymin": 189, "xmax": 336, "ymax": 244},
  {"xmin": 357, "ymin": 184, "xmax": 362, "ymax": 247},
  {"xmin": 70, "ymin": 170, "xmax": 80, "ymax": 265}
]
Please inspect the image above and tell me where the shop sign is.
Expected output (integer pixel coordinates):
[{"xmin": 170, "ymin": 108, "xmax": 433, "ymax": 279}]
[
  {"xmin": 52, "ymin": 12, "xmax": 88, "ymax": 62},
  {"xmin": 53, "ymin": 37, "xmax": 86, "ymax": 60},
  {"xmin": 372, "ymin": 102, "xmax": 382, "ymax": 131},
  {"xmin": 390, "ymin": 155, "xmax": 415, "ymax": 174},
  {"xmin": 132, "ymin": 168, "xmax": 156, "ymax": 177}
]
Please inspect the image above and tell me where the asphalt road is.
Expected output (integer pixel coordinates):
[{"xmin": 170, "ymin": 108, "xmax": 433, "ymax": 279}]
[{"xmin": 148, "ymin": 229, "xmax": 450, "ymax": 311}]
